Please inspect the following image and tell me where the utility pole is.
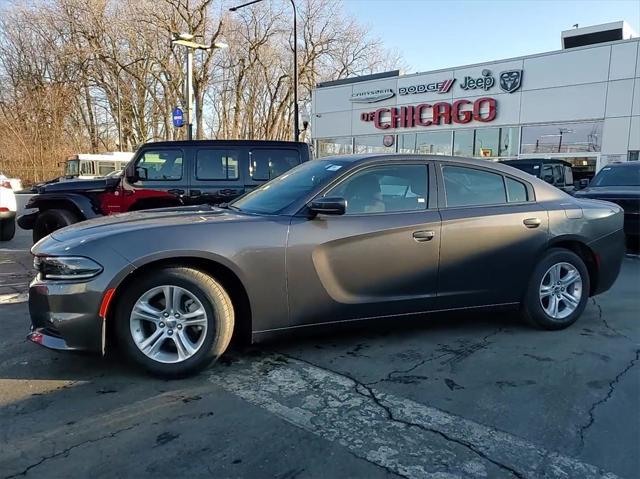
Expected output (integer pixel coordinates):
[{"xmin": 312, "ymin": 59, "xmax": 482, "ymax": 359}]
[{"xmin": 172, "ymin": 33, "xmax": 227, "ymax": 140}]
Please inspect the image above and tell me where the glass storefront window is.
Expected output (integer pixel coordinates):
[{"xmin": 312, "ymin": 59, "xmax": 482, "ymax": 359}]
[
  {"xmin": 417, "ymin": 131, "xmax": 452, "ymax": 155},
  {"xmin": 521, "ymin": 122, "xmax": 603, "ymax": 154},
  {"xmin": 354, "ymin": 135, "xmax": 396, "ymax": 154},
  {"xmin": 474, "ymin": 128, "xmax": 500, "ymax": 157},
  {"xmin": 453, "ymin": 130, "xmax": 474, "ymax": 157},
  {"xmin": 398, "ymin": 134, "xmax": 416, "ymax": 153},
  {"xmin": 499, "ymin": 127, "xmax": 520, "ymax": 157},
  {"xmin": 316, "ymin": 137, "xmax": 353, "ymax": 158}
]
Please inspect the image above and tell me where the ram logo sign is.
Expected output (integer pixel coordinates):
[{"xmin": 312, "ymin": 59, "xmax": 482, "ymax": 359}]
[{"xmin": 499, "ymin": 70, "xmax": 523, "ymax": 93}]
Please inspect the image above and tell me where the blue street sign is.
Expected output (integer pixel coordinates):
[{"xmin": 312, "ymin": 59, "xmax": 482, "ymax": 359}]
[{"xmin": 172, "ymin": 107, "xmax": 184, "ymax": 128}]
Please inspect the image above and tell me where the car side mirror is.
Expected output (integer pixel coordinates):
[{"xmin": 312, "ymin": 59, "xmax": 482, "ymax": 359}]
[
  {"xmin": 578, "ymin": 178, "xmax": 589, "ymax": 189},
  {"xmin": 309, "ymin": 197, "xmax": 346, "ymax": 216},
  {"xmin": 126, "ymin": 165, "xmax": 147, "ymax": 183}
]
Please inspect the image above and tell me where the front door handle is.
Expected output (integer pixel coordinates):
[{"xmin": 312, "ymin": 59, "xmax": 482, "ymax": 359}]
[
  {"xmin": 413, "ymin": 230, "xmax": 435, "ymax": 242},
  {"xmin": 523, "ymin": 217, "xmax": 541, "ymax": 228},
  {"xmin": 190, "ymin": 189, "xmax": 202, "ymax": 197},
  {"xmin": 168, "ymin": 189, "xmax": 185, "ymax": 196}
]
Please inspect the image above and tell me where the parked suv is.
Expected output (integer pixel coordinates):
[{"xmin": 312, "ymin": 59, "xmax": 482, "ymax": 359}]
[
  {"xmin": 19, "ymin": 140, "xmax": 311, "ymax": 242},
  {"xmin": 501, "ymin": 159, "xmax": 575, "ymax": 193}
]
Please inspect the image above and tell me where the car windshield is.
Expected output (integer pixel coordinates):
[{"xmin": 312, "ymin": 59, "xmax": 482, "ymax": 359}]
[
  {"xmin": 65, "ymin": 159, "xmax": 79, "ymax": 176},
  {"xmin": 591, "ymin": 164, "xmax": 640, "ymax": 187},
  {"xmin": 231, "ymin": 160, "xmax": 349, "ymax": 214}
]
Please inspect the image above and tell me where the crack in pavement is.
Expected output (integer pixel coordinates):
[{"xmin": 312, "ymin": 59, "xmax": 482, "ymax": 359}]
[
  {"xmin": 281, "ymin": 352, "xmax": 524, "ymax": 479},
  {"xmin": 591, "ymin": 298, "xmax": 631, "ymax": 341},
  {"xmin": 3, "ymin": 424, "xmax": 139, "ymax": 479},
  {"xmin": 578, "ymin": 348, "xmax": 640, "ymax": 448}
]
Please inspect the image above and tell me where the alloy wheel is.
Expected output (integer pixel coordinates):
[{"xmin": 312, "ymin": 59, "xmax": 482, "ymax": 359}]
[
  {"xmin": 539, "ymin": 262, "xmax": 583, "ymax": 320},
  {"xmin": 130, "ymin": 285, "xmax": 208, "ymax": 363}
]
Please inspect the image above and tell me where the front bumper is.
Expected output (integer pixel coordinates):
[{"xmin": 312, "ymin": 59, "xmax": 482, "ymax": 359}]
[{"xmin": 28, "ymin": 276, "xmax": 106, "ymax": 353}]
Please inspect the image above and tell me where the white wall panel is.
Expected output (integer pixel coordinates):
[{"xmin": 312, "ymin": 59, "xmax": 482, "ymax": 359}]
[
  {"xmin": 312, "ymin": 111, "xmax": 352, "ymax": 138},
  {"xmin": 523, "ymin": 47, "xmax": 610, "ymax": 90},
  {"xmin": 629, "ymin": 116, "xmax": 640, "ymax": 151},
  {"xmin": 520, "ymin": 83, "xmax": 607, "ymax": 123},
  {"xmin": 632, "ymin": 78, "xmax": 640, "ymax": 116},
  {"xmin": 313, "ymin": 87, "xmax": 353, "ymax": 114},
  {"xmin": 605, "ymin": 79, "xmax": 634, "ymax": 117},
  {"xmin": 602, "ymin": 117, "xmax": 631, "ymax": 154},
  {"xmin": 610, "ymin": 42, "xmax": 638, "ymax": 80}
]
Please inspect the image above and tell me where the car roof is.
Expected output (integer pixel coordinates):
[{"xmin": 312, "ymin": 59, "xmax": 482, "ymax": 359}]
[
  {"xmin": 501, "ymin": 159, "xmax": 572, "ymax": 167},
  {"xmin": 318, "ymin": 153, "xmax": 511, "ymax": 168},
  {"xmin": 601, "ymin": 161, "xmax": 639, "ymax": 168},
  {"xmin": 140, "ymin": 139, "xmax": 308, "ymax": 148}
]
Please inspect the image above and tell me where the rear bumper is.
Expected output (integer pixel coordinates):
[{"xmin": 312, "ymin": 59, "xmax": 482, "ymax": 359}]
[
  {"xmin": 588, "ymin": 228, "xmax": 625, "ymax": 296},
  {"xmin": 28, "ymin": 277, "xmax": 104, "ymax": 353},
  {"xmin": 0, "ymin": 210, "xmax": 15, "ymax": 220}
]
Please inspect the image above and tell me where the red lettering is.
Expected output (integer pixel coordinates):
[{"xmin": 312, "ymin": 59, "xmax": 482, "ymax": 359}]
[
  {"xmin": 414, "ymin": 104, "xmax": 432, "ymax": 127},
  {"xmin": 473, "ymin": 97, "xmax": 496, "ymax": 122},
  {"xmin": 432, "ymin": 102, "xmax": 452, "ymax": 125},
  {"xmin": 404, "ymin": 106, "xmax": 415, "ymax": 128},
  {"xmin": 452, "ymin": 99, "xmax": 472, "ymax": 124},
  {"xmin": 374, "ymin": 108, "xmax": 390, "ymax": 129}
]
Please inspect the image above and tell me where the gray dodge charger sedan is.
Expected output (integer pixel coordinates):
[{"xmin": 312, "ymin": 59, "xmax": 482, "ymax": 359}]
[{"xmin": 28, "ymin": 154, "xmax": 625, "ymax": 377}]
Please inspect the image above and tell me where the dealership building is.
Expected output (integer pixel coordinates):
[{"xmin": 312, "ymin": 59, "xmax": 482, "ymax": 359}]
[{"xmin": 311, "ymin": 21, "xmax": 640, "ymax": 178}]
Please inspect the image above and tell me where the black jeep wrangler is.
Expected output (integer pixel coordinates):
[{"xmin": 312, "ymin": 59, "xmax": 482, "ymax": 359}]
[{"xmin": 19, "ymin": 140, "xmax": 311, "ymax": 242}]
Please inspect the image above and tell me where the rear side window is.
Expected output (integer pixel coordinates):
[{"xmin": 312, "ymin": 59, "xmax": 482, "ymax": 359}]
[
  {"xmin": 443, "ymin": 165, "xmax": 507, "ymax": 207},
  {"xmin": 250, "ymin": 149, "xmax": 300, "ymax": 181},
  {"xmin": 506, "ymin": 177, "xmax": 528, "ymax": 203},
  {"xmin": 196, "ymin": 149, "xmax": 239, "ymax": 180}
]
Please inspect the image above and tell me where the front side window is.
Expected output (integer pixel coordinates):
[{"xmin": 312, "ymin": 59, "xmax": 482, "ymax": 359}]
[
  {"xmin": 250, "ymin": 149, "xmax": 300, "ymax": 180},
  {"xmin": 196, "ymin": 149, "xmax": 239, "ymax": 180},
  {"xmin": 443, "ymin": 165, "xmax": 507, "ymax": 207},
  {"xmin": 136, "ymin": 149, "xmax": 183, "ymax": 181},
  {"xmin": 553, "ymin": 165, "xmax": 564, "ymax": 185},
  {"xmin": 327, "ymin": 165, "xmax": 428, "ymax": 214},
  {"xmin": 65, "ymin": 160, "xmax": 79, "ymax": 176}
]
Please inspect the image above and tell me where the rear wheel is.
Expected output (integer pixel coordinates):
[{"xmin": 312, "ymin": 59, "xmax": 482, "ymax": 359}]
[
  {"xmin": 115, "ymin": 267, "xmax": 234, "ymax": 378},
  {"xmin": 33, "ymin": 208, "xmax": 78, "ymax": 242},
  {"xmin": 521, "ymin": 248, "xmax": 590, "ymax": 330},
  {"xmin": 0, "ymin": 217, "xmax": 16, "ymax": 241}
]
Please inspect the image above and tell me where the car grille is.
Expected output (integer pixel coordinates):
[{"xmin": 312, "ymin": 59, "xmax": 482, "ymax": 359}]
[{"xmin": 599, "ymin": 198, "xmax": 640, "ymax": 214}]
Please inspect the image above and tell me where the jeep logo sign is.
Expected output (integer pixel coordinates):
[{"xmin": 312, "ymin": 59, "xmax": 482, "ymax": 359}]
[
  {"xmin": 460, "ymin": 69, "xmax": 495, "ymax": 91},
  {"xmin": 349, "ymin": 88, "xmax": 395, "ymax": 103}
]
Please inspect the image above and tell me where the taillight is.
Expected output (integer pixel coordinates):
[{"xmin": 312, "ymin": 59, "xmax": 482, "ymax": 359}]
[{"xmin": 0, "ymin": 181, "xmax": 11, "ymax": 189}]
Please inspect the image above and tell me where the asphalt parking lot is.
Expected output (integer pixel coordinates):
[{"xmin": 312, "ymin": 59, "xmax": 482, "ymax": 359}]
[{"xmin": 1, "ymin": 224, "xmax": 638, "ymax": 479}]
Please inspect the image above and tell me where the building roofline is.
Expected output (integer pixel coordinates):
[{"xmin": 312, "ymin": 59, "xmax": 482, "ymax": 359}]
[
  {"xmin": 317, "ymin": 70, "xmax": 400, "ymax": 88},
  {"xmin": 314, "ymin": 37, "xmax": 640, "ymax": 91}
]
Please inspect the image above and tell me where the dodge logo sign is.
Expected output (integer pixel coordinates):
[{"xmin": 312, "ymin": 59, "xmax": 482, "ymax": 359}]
[
  {"xmin": 499, "ymin": 70, "xmax": 523, "ymax": 93},
  {"xmin": 399, "ymin": 79, "xmax": 455, "ymax": 95}
]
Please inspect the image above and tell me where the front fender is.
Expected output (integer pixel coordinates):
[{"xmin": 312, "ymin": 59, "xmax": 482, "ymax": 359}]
[{"xmin": 27, "ymin": 193, "xmax": 100, "ymax": 220}]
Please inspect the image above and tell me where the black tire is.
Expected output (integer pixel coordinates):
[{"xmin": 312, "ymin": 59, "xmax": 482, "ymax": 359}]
[
  {"xmin": 33, "ymin": 208, "xmax": 78, "ymax": 243},
  {"xmin": 115, "ymin": 267, "xmax": 234, "ymax": 378},
  {"xmin": 521, "ymin": 248, "xmax": 590, "ymax": 330},
  {"xmin": 0, "ymin": 217, "xmax": 16, "ymax": 241}
]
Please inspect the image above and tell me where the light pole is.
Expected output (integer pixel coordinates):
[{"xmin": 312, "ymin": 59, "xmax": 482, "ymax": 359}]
[
  {"xmin": 171, "ymin": 33, "xmax": 228, "ymax": 140},
  {"xmin": 115, "ymin": 58, "xmax": 145, "ymax": 150},
  {"xmin": 229, "ymin": 0, "xmax": 299, "ymax": 142}
]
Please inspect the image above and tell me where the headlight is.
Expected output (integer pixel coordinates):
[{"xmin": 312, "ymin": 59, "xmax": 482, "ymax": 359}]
[{"xmin": 34, "ymin": 256, "xmax": 103, "ymax": 280}]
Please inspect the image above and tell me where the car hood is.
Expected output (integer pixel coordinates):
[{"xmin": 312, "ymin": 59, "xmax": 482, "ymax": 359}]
[
  {"xmin": 574, "ymin": 186, "xmax": 640, "ymax": 199},
  {"xmin": 49, "ymin": 205, "xmax": 263, "ymax": 243}
]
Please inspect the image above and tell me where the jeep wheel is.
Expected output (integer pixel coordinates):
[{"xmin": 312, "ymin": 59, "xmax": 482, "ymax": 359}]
[
  {"xmin": 0, "ymin": 217, "xmax": 16, "ymax": 241},
  {"xmin": 33, "ymin": 209, "xmax": 79, "ymax": 242}
]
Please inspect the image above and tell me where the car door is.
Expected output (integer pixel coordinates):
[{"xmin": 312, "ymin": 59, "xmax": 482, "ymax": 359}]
[
  {"xmin": 285, "ymin": 161, "xmax": 441, "ymax": 329},
  {"xmin": 104, "ymin": 146, "xmax": 188, "ymax": 213},
  {"xmin": 188, "ymin": 146, "xmax": 246, "ymax": 204},
  {"xmin": 436, "ymin": 162, "xmax": 549, "ymax": 308}
]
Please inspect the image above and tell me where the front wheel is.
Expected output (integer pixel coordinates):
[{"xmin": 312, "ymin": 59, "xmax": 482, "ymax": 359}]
[
  {"xmin": 521, "ymin": 248, "xmax": 590, "ymax": 330},
  {"xmin": 0, "ymin": 217, "xmax": 16, "ymax": 241},
  {"xmin": 115, "ymin": 267, "xmax": 234, "ymax": 378},
  {"xmin": 33, "ymin": 208, "xmax": 78, "ymax": 242}
]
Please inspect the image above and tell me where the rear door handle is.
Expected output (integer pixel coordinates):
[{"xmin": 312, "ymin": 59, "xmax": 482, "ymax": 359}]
[
  {"xmin": 190, "ymin": 189, "xmax": 202, "ymax": 197},
  {"xmin": 168, "ymin": 189, "xmax": 185, "ymax": 196},
  {"xmin": 523, "ymin": 217, "xmax": 541, "ymax": 228},
  {"xmin": 413, "ymin": 230, "xmax": 435, "ymax": 242}
]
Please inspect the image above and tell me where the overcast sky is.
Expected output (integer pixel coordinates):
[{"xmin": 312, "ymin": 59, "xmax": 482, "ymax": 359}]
[{"xmin": 343, "ymin": 0, "xmax": 640, "ymax": 73}]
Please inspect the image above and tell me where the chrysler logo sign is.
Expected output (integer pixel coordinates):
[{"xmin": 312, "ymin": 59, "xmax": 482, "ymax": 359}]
[{"xmin": 350, "ymin": 88, "xmax": 395, "ymax": 103}]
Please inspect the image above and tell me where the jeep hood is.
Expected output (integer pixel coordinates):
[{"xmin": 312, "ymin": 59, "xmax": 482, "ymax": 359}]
[
  {"xmin": 49, "ymin": 205, "xmax": 263, "ymax": 243},
  {"xmin": 38, "ymin": 176, "xmax": 121, "ymax": 193}
]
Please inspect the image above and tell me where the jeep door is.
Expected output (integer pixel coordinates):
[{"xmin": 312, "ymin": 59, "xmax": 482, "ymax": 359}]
[
  {"xmin": 104, "ymin": 146, "xmax": 187, "ymax": 213},
  {"xmin": 284, "ymin": 161, "xmax": 441, "ymax": 330},
  {"xmin": 187, "ymin": 146, "xmax": 247, "ymax": 205}
]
